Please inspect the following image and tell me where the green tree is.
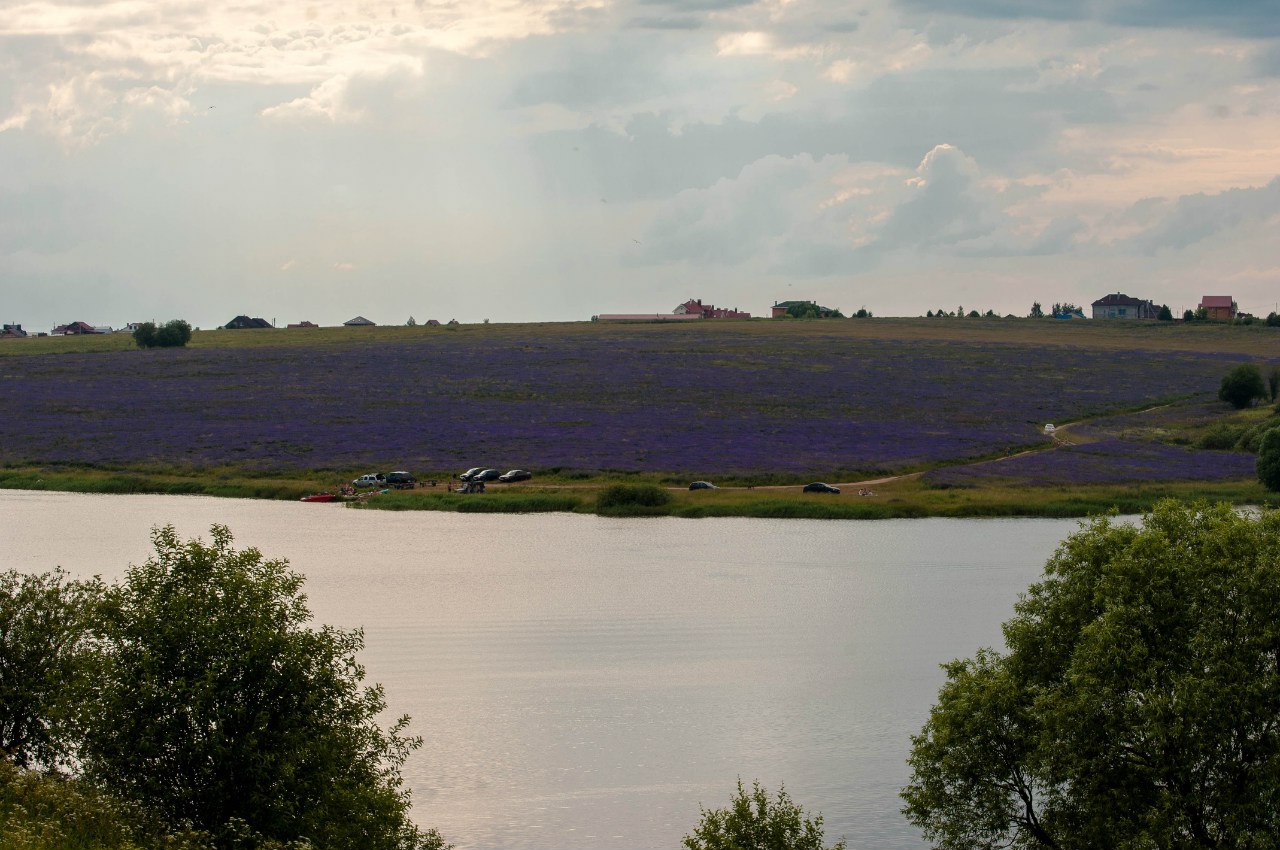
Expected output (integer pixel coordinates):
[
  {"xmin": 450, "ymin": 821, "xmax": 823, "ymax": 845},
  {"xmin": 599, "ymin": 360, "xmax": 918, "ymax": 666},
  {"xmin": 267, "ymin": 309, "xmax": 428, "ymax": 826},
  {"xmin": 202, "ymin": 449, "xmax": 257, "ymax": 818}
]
[
  {"xmin": 0, "ymin": 569, "xmax": 103, "ymax": 769},
  {"xmin": 82, "ymin": 526, "xmax": 445, "ymax": 850},
  {"xmin": 684, "ymin": 779, "xmax": 846, "ymax": 850},
  {"xmin": 1028, "ymin": 302, "xmax": 1043, "ymax": 319},
  {"xmin": 1257, "ymin": 429, "xmax": 1280, "ymax": 491},
  {"xmin": 133, "ymin": 320, "xmax": 191, "ymax": 348},
  {"xmin": 1218, "ymin": 363, "xmax": 1267, "ymax": 409},
  {"xmin": 153, "ymin": 319, "xmax": 192, "ymax": 347},
  {"xmin": 131, "ymin": 322, "xmax": 158, "ymax": 348},
  {"xmin": 1266, "ymin": 312, "xmax": 1280, "ymax": 328},
  {"xmin": 1157, "ymin": 304, "xmax": 1173, "ymax": 321},
  {"xmin": 903, "ymin": 501, "xmax": 1280, "ymax": 850}
]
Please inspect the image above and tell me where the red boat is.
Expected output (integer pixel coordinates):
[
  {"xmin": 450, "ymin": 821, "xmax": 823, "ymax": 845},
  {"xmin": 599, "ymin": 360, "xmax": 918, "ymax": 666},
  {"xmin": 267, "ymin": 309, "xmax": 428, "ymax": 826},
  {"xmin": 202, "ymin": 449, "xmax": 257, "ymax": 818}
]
[{"xmin": 300, "ymin": 493, "xmax": 339, "ymax": 503}]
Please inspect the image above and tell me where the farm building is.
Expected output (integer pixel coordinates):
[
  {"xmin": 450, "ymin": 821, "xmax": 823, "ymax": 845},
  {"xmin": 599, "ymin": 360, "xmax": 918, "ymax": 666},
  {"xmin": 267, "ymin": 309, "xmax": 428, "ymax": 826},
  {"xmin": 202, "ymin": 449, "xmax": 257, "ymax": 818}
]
[{"xmin": 344, "ymin": 316, "xmax": 376, "ymax": 327}]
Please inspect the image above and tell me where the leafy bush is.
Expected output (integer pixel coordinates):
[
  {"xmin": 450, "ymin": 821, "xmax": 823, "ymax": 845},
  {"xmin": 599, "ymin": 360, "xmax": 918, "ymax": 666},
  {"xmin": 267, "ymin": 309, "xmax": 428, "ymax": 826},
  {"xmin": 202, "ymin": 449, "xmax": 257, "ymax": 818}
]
[
  {"xmin": 1258, "ymin": 429, "xmax": 1280, "ymax": 491},
  {"xmin": 684, "ymin": 779, "xmax": 846, "ymax": 850},
  {"xmin": 1195, "ymin": 421, "xmax": 1248, "ymax": 450},
  {"xmin": 0, "ymin": 569, "xmax": 103, "ymax": 770},
  {"xmin": 595, "ymin": 483, "xmax": 673, "ymax": 515},
  {"xmin": 1218, "ymin": 363, "xmax": 1267, "ymax": 409}
]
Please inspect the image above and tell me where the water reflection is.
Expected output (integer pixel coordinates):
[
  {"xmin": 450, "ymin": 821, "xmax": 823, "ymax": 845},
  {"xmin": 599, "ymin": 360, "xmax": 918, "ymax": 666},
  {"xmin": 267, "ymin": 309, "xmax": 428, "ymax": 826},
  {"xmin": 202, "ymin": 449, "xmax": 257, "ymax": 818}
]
[{"xmin": 0, "ymin": 490, "xmax": 1083, "ymax": 849}]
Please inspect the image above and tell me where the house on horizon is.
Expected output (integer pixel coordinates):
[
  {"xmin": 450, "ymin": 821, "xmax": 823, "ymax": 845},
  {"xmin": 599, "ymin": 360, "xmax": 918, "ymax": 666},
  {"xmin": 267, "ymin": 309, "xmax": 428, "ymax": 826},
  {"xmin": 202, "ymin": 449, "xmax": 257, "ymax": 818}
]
[
  {"xmin": 343, "ymin": 316, "xmax": 376, "ymax": 327},
  {"xmin": 223, "ymin": 315, "xmax": 274, "ymax": 329},
  {"xmin": 425, "ymin": 319, "xmax": 441, "ymax": 326},
  {"xmin": 287, "ymin": 321, "xmax": 320, "ymax": 329},
  {"xmin": 1199, "ymin": 295, "xmax": 1237, "ymax": 321},
  {"xmin": 51, "ymin": 321, "xmax": 101, "ymax": 335},
  {"xmin": 2, "ymin": 323, "xmax": 28, "ymax": 338},
  {"xmin": 771, "ymin": 300, "xmax": 839, "ymax": 318},
  {"xmin": 1091, "ymin": 293, "xmax": 1158, "ymax": 320},
  {"xmin": 674, "ymin": 298, "xmax": 751, "ymax": 319}
]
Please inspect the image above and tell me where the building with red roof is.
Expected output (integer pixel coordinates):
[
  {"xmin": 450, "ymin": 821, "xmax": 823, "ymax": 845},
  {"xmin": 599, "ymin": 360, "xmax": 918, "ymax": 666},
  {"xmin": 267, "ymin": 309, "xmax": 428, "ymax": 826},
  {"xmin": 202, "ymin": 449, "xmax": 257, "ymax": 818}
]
[{"xmin": 1198, "ymin": 295, "xmax": 1237, "ymax": 321}]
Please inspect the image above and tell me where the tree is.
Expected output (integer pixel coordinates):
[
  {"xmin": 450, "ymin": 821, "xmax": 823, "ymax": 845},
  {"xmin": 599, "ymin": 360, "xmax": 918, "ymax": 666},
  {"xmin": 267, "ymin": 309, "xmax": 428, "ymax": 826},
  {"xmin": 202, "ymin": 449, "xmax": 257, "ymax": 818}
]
[
  {"xmin": 1157, "ymin": 304, "xmax": 1173, "ymax": 321},
  {"xmin": 131, "ymin": 322, "xmax": 158, "ymax": 348},
  {"xmin": 1028, "ymin": 302, "xmax": 1043, "ymax": 319},
  {"xmin": 82, "ymin": 526, "xmax": 445, "ymax": 850},
  {"xmin": 1269, "ymin": 366, "xmax": 1280, "ymax": 401},
  {"xmin": 0, "ymin": 569, "xmax": 103, "ymax": 769},
  {"xmin": 1183, "ymin": 308, "xmax": 1195, "ymax": 321},
  {"xmin": 1267, "ymin": 312, "xmax": 1280, "ymax": 328},
  {"xmin": 903, "ymin": 501, "xmax": 1280, "ymax": 850},
  {"xmin": 153, "ymin": 319, "xmax": 192, "ymax": 347},
  {"xmin": 1258, "ymin": 429, "xmax": 1280, "ymax": 491},
  {"xmin": 684, "ymin": 779, "xmax": 846, "ymax": 850},
  {"xmin": 1218, "ymin": 363, "xmax": 1267, "ymax": 409},
  {"xmin": 133, "ymin": 319, "xmax": 191, "ymax": 349}
]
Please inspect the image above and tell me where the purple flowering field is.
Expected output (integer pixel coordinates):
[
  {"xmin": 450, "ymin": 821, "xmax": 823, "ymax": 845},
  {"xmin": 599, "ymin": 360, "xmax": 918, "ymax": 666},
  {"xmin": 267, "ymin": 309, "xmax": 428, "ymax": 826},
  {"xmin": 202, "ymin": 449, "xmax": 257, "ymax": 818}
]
[
  {"xmin": 0, "ymin": 327, "xmax": 1250, "ymax": 476},
  {"xmin": 924, "ymin": 439, "xmax": 1257, "ymax": 487}
]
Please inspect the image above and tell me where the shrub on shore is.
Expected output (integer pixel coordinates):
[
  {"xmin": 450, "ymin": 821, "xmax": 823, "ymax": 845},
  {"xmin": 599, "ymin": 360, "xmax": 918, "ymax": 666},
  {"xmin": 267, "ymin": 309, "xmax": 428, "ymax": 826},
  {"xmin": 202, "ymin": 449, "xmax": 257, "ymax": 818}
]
[{"xmin": 595, "ymin": 483, "xmax": 673, "ymax": 516}]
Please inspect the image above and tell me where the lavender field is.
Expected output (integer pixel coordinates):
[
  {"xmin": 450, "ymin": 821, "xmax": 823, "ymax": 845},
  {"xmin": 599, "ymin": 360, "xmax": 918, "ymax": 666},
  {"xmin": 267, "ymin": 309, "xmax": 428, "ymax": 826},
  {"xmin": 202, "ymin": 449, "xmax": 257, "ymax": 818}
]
[{"xmin": 0, "ymin": 325, "xmax": 1253, "ymax": 477}]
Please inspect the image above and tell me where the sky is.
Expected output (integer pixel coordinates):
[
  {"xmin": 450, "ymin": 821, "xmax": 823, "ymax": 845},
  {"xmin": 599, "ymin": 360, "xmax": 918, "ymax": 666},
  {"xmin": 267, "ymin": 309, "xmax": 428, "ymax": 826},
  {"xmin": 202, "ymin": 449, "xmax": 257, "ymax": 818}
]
[{"xmin": 2, "ymin": 0, "xmax": 1279, "ymax": 330}]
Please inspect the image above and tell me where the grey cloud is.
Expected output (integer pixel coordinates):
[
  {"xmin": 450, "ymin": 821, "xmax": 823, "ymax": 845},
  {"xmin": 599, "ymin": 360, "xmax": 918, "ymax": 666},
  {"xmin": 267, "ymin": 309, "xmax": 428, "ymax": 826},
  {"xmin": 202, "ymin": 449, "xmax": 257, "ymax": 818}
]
[
  {"xmin": 1125, "ymin": 178, "xmax": 1280, "ymax": 254},
  {"xmin": 527, "ymin": 66, "xmax": 1120, "ymax": 203},
  {"xmin": 896, "ymin": 0, "xmax": 1280, "ymax": 38},
  {"xmin": 636, "ymin": 0, "xmax": 757, "ymax": 9},
  {"xmin": 625, "ymin": 16, "xmax": 704, "ymax": 29}
]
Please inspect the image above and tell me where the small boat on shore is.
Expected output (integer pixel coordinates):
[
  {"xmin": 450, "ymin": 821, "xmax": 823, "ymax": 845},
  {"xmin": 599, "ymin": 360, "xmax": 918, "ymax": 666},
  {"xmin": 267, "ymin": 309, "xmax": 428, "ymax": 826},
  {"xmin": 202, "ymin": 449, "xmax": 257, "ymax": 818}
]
[{"xmin": 300, "ymin": 493, "xmax": 339, "ymax": 503}]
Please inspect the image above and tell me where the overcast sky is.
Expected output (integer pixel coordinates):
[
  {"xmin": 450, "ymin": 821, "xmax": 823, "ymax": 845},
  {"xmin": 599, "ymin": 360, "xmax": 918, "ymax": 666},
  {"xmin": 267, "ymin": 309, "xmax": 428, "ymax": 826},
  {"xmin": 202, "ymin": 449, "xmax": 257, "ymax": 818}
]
[{"xmin": 2, "ymin": 0, "xmax": 1279, "ymax": 329}]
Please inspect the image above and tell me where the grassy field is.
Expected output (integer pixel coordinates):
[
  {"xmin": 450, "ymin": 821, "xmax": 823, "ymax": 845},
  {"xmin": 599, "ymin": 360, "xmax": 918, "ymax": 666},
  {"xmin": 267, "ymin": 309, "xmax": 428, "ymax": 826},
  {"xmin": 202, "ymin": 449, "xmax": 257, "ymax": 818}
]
[{"xmin": 2, "ymin": 317, "xmax": 1276, "ymax": 518}]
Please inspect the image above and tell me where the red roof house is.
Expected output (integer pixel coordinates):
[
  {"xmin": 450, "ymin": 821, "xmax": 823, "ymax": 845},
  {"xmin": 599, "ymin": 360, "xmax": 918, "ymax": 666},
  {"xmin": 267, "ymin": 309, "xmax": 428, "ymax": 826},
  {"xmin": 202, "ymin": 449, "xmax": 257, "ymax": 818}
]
[{"xmin": 1198, "ymin": 295, "xmax": 1237, "ymax": 321}]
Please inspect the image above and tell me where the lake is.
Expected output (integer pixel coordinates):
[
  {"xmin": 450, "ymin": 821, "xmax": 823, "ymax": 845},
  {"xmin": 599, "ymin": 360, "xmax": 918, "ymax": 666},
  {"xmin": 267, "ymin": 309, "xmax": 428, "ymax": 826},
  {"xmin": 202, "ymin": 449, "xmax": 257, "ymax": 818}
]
[{"xmin": 0, "ymin": 489, "xmax": 1089, "ymax": 849}]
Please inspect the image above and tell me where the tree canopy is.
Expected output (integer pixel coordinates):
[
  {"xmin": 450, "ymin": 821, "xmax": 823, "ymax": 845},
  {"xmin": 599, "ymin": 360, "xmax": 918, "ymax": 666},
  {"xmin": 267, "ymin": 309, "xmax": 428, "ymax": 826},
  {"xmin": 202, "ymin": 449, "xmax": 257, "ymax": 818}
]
[
  {"xmin": 902, "ymin": 500, "xmax": 1280, "ymax": 850},
  {"xmin": 78, "ymin": 525, "xmax": 444, "ymax": 850},
  {"xmin": 133, "ymin": 319, "xmax": 193, "ymax": 348},
  {"xmin": 1218, "ymin": 363, "xmax": 1267, "ymax": 409},
  {"xmin": 684, "ymin": 779, "xmax": 846, "ymax": 850},
  {"xmin": 0, "ymin": 568, "xmax": 102, "ymax": 770}
]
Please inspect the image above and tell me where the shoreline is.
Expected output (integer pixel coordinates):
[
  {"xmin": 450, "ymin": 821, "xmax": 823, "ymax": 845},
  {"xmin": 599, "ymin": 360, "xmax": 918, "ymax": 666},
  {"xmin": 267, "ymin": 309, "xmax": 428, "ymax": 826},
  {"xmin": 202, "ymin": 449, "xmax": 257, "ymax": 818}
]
[{"xmin": 0, "ymin": 465, "xmax": 1266, "ymax": 520}]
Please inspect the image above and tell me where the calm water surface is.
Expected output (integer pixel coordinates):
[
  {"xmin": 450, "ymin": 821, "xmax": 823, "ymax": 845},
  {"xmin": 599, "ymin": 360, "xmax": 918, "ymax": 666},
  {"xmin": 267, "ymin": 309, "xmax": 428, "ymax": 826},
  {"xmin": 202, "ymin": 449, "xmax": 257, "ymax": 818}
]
[{"xmin": 0, "ymin": 490, "xmax": 1089, "ymax": 850}]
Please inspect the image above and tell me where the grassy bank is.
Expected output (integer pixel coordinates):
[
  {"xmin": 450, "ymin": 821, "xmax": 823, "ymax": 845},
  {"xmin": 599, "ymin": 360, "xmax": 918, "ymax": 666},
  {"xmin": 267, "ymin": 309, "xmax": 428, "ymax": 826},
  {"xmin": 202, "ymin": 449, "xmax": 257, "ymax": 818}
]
[{"xmin": 1, "ymin": 463, "xmax": 1268, "ymax": 519}]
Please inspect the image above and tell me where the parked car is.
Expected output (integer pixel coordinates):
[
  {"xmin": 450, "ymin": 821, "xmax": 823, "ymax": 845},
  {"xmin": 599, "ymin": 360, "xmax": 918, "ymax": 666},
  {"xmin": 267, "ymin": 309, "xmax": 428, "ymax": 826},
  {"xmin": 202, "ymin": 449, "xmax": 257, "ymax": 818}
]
[
  {"xmin": 459, "ymin": 467, "xmax": 485, "ymax": 481},
  {"xmin": 803, "ymin": 482, "xmax": 840, "ymax": 494},
  {"xmin": 688, "ymin": 481, "xmax": 716, "ymax": 490},
  {"xmin": 472, "ymin": 468, "xmax": 501, "ymax": 482},
  {"xmin": 386, "ymin": 471, "xmax": 416, "ymax": 488},
  {"xmin": 352, "ymin": 473, "xmax": 387, "ymax": 488},
  {"xmin": 498, "ymin": 469, "xmax": 532, "ymax": 482}
]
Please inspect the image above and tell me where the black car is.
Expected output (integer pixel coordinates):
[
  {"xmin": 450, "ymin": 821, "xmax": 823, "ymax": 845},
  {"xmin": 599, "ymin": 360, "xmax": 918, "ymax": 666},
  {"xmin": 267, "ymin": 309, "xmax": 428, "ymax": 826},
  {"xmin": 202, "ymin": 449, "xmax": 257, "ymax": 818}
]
[
  {"xmin": 803, "ymin": 482, "xmax": 840, "ymax": 494},
  {"xmin": 498, "ymin": 469, "xmax": 532, "ymax": 482},
  {"xmin": 385, "ymin": 471, "xmax": 416, "ymax": 487},
  {"xmin": 472, "ymin": 468, "xmax": 501, "ymax": 482},
  {"xmin": 688, "ymin": 481, "xmax": 716, "ymax": 490},
  {"xmin": 459, "ymin": 467, "xmax": 485, "ymax": 481}
]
